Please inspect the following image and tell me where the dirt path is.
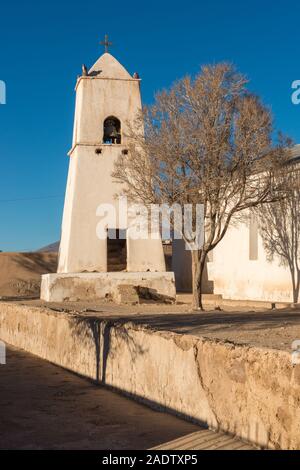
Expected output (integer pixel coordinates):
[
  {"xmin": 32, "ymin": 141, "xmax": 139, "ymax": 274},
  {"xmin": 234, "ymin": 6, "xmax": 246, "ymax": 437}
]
[
  {"xmin": 0, "ymin": 346, "xmax": 254, "ymax": 450},
  {"xmin": 0, "ymin": 346, "xmax": 200, "ymax": 450}
]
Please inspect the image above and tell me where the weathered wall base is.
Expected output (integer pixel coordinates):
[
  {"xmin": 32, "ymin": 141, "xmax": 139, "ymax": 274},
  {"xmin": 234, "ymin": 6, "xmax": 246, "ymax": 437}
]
[
  {"xmin": 41, "ymin": 272, "xmax": 176, "ymax": 302},
  {"xmin": 0, "ymin": 302, "xmax": 299, "ymax": 450}
]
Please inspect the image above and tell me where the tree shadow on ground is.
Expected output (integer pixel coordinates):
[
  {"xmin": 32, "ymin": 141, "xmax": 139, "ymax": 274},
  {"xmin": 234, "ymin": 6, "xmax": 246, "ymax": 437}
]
[{"xmin": 124, "ymin": 309, "xmax": 300, "ymax": 334}]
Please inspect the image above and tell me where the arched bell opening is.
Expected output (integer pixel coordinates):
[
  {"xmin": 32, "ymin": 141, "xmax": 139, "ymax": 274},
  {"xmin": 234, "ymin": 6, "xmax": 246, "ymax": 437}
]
[{"xmin": 103, "ymin": 116, "xmax": 121, "ymax": 144}]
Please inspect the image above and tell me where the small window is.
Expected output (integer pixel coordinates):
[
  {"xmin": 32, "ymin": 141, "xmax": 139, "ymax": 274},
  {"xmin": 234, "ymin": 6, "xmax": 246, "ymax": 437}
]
[
  {"xmin": 249, "ymin": 214, "xmax": 258, "ymax": 260},
  {"xmin": 103, "ymin": 116, "xmax": 121, "ymax": 144}
]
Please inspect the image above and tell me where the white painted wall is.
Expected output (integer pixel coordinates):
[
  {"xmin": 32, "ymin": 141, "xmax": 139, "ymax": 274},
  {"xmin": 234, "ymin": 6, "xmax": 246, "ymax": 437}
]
[
  {"xmin": 172, "ymin": 209, "xmax": 295, "ymax": 302},
  {"xmin": 208, "ymin": 215, "xmax": 295, "ymax": 303},
  {"xmin": 58, "ymin": 53, "xmax": 166, "ymax": 273}
]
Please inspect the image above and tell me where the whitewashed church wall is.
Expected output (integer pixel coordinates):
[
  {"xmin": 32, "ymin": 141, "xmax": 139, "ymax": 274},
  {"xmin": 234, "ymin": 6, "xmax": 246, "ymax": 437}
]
[{"xmin": 208, "ymin": 218, "xmax": 294, "ymax": 303}]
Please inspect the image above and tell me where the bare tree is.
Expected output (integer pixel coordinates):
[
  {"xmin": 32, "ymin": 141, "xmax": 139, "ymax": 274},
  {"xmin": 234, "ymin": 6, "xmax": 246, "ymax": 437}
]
[
  {"xmin": 257, "ymin": 165, "xmax": 300, "ymax": 304},
  {"xmin": 113, "ymin": 63, "xmax": 288, "ymax": 309}
]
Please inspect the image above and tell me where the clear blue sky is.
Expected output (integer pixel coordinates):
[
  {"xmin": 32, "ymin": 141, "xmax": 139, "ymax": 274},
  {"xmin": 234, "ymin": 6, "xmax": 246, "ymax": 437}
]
[{"xmin": 0, "ymin": 0, "xmax": 299, "ymax": 252}]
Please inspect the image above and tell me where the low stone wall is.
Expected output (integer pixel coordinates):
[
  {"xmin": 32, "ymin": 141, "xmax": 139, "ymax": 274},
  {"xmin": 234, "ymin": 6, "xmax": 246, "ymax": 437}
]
[{"xmin": 0, "ymin": 302, "xmax": 299, "ymax": 450}]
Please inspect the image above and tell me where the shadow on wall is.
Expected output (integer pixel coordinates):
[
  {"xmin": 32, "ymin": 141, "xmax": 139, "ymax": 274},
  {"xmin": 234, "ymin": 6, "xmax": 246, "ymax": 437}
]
[
  {"xmin": 71, "ymin": 317, "xmax": 148, "ymax": 384},
  {"xmin": 69, "ymin": 316, "xmax": 211, "ymax": 432},
  {"xmin": 69, "ymin": 315, "xmax": 276, "ymax": 449}
]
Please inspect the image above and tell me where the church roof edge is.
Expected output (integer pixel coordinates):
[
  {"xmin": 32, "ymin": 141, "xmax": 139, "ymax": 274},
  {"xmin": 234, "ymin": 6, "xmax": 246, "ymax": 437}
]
[{"xmin": 88, "ymin": 52, "xmax": 133, "ymax": 80}]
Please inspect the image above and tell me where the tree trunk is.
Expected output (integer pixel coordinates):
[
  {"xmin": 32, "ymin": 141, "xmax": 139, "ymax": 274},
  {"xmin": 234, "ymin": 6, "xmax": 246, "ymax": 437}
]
[
  {"xmin": 293, "ymin": 269, "xmax": 300, "ymax": 305},
  {"xmin": 191, "ymin": 250, "xmax": 207, "ymax": 310},
  {"xmin": 290, "ymin": 265, "xmax": 300, "ymax": 305}
]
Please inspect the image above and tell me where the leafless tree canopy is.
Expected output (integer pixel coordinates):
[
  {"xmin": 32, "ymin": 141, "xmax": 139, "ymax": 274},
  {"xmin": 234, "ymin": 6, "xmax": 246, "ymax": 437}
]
[{"xmin": 113, "ymin": 63, "xmax": 289, "ymax": 309}]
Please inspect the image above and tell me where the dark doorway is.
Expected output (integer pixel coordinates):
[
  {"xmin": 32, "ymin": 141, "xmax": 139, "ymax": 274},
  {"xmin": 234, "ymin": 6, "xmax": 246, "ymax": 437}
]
[{"xmin": 107, "ymin": 229, "xmax": 127, "ymax": 272}]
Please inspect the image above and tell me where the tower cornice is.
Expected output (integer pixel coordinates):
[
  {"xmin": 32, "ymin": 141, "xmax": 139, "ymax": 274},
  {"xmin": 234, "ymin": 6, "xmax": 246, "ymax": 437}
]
[{"xmin": 75, "ymin": 75, "xmax": 141, "ymax": 92}]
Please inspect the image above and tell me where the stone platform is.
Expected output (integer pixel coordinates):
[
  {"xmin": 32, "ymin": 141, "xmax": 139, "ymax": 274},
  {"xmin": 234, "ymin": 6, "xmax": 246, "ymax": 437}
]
[{"xmin": 41, "ymin": 272, "xmax": 176, "ymax": 303}]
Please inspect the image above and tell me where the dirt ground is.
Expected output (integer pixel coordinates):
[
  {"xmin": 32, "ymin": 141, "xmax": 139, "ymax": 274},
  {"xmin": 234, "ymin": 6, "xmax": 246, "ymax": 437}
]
[
  {"xmin": 0, "ymin": 250, "xmax": 299, "ymax": 352},
  {"xmin": 0, "ymin": 346, "xmax": 201, "ymax": 449},
  {"xmin": 10, "ymin": 296, "xmax": 300, "ymax": 352},
  {"xmin": 0, "ymin": 346, "xmax": 254, "ymax": 450},
  {"xmin": 0, "ymin": 252, "xmax": 57, "ymax": 297}
]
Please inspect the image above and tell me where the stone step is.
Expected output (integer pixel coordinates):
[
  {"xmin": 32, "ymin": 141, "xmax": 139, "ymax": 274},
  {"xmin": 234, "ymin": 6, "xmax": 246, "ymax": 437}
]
[
  {"xmin": 151, "ymin": 430, "xmax": 255, "ymax": 451},
  {"xmin": 107, "ymin": 265, "xmax": 126, "ymax": 272},
  {"xmin": 108, "ymin": 259, "xmax": 126, "ymax": 266},
  {"xmin": 177, "ymin": 293, "xmax": 223, "ymax": 304},
  {"xmin": 113, "ymin": 284, "xmax": 139, "ymax": 304},
  {"xmin": 176, "ymin": 293, "xmax": 291, "ymax": 310},
  {"xmin": 108, "ymin": 245, "xmax": 126, "ymax": 252}
]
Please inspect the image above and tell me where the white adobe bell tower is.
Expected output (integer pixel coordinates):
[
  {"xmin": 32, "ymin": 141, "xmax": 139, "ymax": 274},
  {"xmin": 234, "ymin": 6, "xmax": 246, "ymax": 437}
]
[{"xmin": 41, "ymin": 38, "xmax": 175, "ymax": 302}]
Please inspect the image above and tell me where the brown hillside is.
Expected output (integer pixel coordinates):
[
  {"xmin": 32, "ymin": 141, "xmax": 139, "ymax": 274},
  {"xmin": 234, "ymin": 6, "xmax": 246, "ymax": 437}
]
[{"xmin": 0, "ymin": 252, "xmax": 58, "ymax": 298}]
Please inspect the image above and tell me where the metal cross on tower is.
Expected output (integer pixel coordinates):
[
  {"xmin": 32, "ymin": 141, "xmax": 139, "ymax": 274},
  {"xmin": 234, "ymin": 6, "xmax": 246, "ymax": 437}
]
[{"xmin": 100, "ymin": 34, "xmax": 113, "ymax": 53}]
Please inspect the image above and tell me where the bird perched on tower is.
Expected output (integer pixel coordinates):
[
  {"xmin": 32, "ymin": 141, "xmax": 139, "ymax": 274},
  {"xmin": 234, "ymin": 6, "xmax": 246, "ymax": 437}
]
[{"xmin": 82, "ymin": 64, "xmax": 88, "ymax": 76}]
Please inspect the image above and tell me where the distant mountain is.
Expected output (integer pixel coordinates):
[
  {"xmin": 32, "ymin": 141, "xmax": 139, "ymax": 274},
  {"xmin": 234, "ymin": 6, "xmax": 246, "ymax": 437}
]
[{"xmin": 38, "ymin": 241, "xmax": 60, "ymax": 252}]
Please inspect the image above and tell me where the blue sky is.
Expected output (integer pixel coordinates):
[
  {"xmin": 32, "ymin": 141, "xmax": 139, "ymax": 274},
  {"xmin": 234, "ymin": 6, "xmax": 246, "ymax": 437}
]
[{"xmin": 0, "ymin": 0, "xmax": 299, "ymax": 251}]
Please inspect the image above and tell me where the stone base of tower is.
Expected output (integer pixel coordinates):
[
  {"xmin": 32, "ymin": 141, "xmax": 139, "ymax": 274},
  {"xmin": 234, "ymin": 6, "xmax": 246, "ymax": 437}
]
[{"xmin": 40, "ymin": 272, "xmax": 176, "ymax": 303}]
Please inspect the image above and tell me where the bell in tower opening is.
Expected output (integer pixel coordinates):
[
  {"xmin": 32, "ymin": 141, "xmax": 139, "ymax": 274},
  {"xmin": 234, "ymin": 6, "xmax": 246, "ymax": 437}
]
[{"xmin": 103, "ymin": 116, "xmax": 121, "ymax": 144}]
